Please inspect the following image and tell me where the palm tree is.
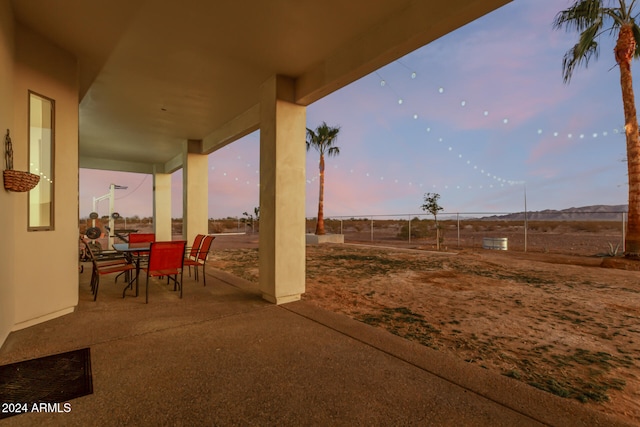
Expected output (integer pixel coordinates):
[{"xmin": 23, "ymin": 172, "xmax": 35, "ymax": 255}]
[
  {"xmin": 306, "ymin": 122, "xmax": 340, "ymax": 235},
  {"xmin": 553, "ymin": 0, "xmax": 640, "ymax": 257}
]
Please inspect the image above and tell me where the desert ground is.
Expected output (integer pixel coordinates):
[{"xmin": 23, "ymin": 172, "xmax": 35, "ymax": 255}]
[
  {"xmin": 210, "ymin": 229, "xmax": 640, "ymax": 425},
  {"xmin": 81, "ymin": 218, "xmax": 639, "ymax": 423}
]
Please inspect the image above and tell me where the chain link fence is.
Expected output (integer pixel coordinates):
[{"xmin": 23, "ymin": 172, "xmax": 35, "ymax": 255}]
[
  {"xmin": 80, "ymin": 211, "xmax": 628, "ymax": 257},
  {"xmin": 309, "ymin": 211, "xmax": 628, "ymax": 256}
]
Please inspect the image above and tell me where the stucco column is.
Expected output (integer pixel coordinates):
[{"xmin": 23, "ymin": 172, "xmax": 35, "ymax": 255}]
[
  {"xmin": 153, "ymin": 170, "xmax": 172, "ymax": 241},
  {"xmin": 182, "ymin": 140, "xmax": 208, "ymax": 244},
  {"xmin": 259, "ymin": 75, "xmax": 306, "ymax": 304}
]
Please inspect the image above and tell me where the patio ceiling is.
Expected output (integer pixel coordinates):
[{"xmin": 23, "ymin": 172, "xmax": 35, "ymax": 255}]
[{"xmin": 11, "ymin": 0, "xmax": 510, "ymax": 173}]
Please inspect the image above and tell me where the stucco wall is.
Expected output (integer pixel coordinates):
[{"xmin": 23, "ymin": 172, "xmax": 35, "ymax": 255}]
[
  {"xmin": 9, "ymin": 24, "xmax": 79, "ymax": 330},
  {"xmin": 0, "ymin": 0, "xmax": 16, "ymax": 345}
]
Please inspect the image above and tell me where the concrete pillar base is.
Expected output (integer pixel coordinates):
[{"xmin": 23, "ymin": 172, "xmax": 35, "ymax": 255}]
[
  {"xmin": 261, "ymin": 293, "xmax": 302, "ymax": 305},
  {"xmin": 306, "ymin": 234, "xmax": 344, "ymax": 244}
]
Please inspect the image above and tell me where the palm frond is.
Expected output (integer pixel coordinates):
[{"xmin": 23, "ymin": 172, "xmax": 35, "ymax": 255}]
[
  {"xmin": 562, "ymin": 23, "xmax": 601, "ymax": 82},
  {"xmin": 632, "ymin": 22, "xmax": 640, "ymax": 57},
  {"xmin": 553, "ymin": 0, "xmax": 605, "ymax": 32},
  {"xmin": 554, "ymin": 0, "xmax": 640, "ymax": 81},
  {"xmin": 604, "ymin": 5, "xmax": 627, "ymax": 25},
  {"xmin": 305, "ymin": 122, "xmax": 341, "ymax": 156},
  {"xmin": 327, "ymin": 147, "xmax": 340, "ymax": 157}
]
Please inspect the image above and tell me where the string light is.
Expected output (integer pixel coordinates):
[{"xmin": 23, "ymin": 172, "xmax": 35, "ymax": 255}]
[
  {"xmin": 207, "ymin": 59, "xmax": 621, "ymax": 197},
  {"xmin": 365, "ymin": 61, "xmax": 621, "ymax": 193}
]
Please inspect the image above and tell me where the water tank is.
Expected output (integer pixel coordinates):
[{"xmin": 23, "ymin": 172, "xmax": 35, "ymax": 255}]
[{"xmin": 482, "ymin": 237, "xmax": 508, "ymax": 250}]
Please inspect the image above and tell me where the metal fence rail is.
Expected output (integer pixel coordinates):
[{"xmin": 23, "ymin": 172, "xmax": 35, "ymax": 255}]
[{"xmin": 308, "ymin": 211, "xmax": 628, "ymax": 256}]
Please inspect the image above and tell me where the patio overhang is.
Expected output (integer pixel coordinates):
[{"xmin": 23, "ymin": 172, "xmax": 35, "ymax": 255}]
[
  {"xmin": 11, "ymin": 0, "xmax": 512, "ymax": 170},
  {"xmin": 1, "ymin": 0, "xmax": 512, "ymax": 343}
]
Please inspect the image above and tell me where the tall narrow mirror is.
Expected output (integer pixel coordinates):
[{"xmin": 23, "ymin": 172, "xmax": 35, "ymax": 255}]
[{"xmin": 28, "ymin": 91, "xmax": 55, "ymax": 230}]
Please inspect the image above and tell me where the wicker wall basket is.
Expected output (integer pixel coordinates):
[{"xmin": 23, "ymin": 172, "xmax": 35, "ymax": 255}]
[{"xmin": 3, "ymin": 169, "xmax": 40, "ymax": 192}]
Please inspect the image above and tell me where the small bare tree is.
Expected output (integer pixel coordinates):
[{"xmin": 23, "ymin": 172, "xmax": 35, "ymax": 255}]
[
  {"xmin": 242, "ymin": 206, "xmax": 260, "ymax": 233},
  {"xmin": 421, "ymin": 193, "xmax": 444, "ymax": 250}
]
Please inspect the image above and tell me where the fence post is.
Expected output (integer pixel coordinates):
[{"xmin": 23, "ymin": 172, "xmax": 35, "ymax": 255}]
[
  {"xmin": 408, "ymin": 215, "xmax": 411, "ymax": 244},
  {"xmin": 340, "ymin": 219, "xmax": 343, "ymax": 235},
  {"xmin": 524, "ymin": 215, "xmax": 528, "ymax": 253},
  {"xmin": 371, "ymin": 218, "xmax": 374, "ymax": 242},
  {"xmin": 457, "ymin": 213, "xmax": 460, "ymax": 248}
]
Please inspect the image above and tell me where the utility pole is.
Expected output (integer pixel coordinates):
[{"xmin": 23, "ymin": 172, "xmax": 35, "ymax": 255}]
[
  {"xmin": 92, "ymin": 183, "xmax": 127, "ymax": 247},
  {"xmin": 524, "ymin": 185, "xmax": 528, "ymax": 252}
]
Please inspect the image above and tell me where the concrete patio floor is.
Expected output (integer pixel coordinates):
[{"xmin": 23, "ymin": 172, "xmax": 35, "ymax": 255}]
[{"xmin": 0, "ymin": 255, "xmax": 634, "ymax": 426}]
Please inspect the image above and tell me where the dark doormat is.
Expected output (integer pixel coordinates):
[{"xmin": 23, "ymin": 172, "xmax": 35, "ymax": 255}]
[{"xmin": 0, "ymin": 348, "xmax": 93, "ymax": 419}]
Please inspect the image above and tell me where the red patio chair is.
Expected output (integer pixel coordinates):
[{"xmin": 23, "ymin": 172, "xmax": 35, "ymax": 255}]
[
  {"xmin": 129, "ymin": 233, "xmax": 156, "ymax": 244},
  {"xmin": 186, "ymin": 234, "xmax": 205, "ymax": 262},
  {"xmin": 80, "ymin": 235, "xmax": 127, "ymax": 265},
  {"xmin": 83, "ymin": 239, "xmax": 136, "ymax": 301},
  {"xmin": 143, "ymin": 241, "xmax": 187, "ymax": 303},
  {"xmin": 113, "ymin": 232, "xmax": 154, "ymax": 285},
  {"xmin": 128, "ymin": 233, "xmax": 156, "ymax": 254},
  {"xmin": 124, "ymin": 232, "xmax": 156, "ymax": 262},
  {"xmin": 185, "ymin": 234, "xmax": 205, "ymax": 277},
  {"xmin": 183, "ymin": 235, "xmax": 215, "ymax": 286}
]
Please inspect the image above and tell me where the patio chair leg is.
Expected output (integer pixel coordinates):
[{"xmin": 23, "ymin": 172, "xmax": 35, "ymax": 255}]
[
  {"xmin": 90, "ymin": 269, "xmax": 98, "ymax": 296},
  {"xmin": 93, "ymin": 276, "xmax": 99, "ymax": 301},
  {"xmin": 122, "ymin": 273, "xmax": 137, "ymax": 298},
  {"xmin": 145, "ymin": 275, "xmax": 149, "ymax": 304}
]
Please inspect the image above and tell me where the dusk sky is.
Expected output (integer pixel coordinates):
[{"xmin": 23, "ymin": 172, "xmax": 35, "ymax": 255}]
[{"xmin": 80, "ymin": 0, "xmax": 632, "ymax": 220}]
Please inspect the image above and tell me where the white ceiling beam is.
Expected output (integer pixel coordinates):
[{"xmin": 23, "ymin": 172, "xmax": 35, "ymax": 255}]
[
  {"xmin": 79, "ymin": 156, "xmax": 155, "ymax": 174},
  {"xmin": 202, "ymin": 103, "xmax": 260, "ymax": 155}
]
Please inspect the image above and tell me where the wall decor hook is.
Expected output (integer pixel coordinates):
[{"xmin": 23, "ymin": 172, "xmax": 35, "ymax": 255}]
[{"xmin": 5, "ymin": 129, "xmax": 13, "ymax": 170}]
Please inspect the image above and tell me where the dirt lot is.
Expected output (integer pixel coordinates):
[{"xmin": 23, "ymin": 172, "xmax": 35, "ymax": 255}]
[{"xmin": 212, "ymin": 233, "xmax": 640, "ymax": 424}]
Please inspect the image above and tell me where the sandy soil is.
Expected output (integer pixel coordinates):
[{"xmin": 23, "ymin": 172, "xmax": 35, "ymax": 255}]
[{"xmin": 211, "ymin": 233, "xmax": 640, "ymax": 424}]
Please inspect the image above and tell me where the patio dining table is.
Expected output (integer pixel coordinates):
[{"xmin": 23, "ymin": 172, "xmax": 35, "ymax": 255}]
[{"xmin": 112, "ymin": 242, "xmax": 151, "ymax": 298}]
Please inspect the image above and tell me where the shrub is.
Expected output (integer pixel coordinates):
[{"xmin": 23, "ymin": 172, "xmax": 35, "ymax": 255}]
[{"xmin": 397, "ymin": 221, "xmax": 430, "ymax": 239}]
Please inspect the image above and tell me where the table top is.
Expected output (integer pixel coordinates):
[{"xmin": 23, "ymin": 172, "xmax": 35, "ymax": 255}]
[{"xmin": 113, "ymin": 242, "xmax": 151, "ymax": 252}]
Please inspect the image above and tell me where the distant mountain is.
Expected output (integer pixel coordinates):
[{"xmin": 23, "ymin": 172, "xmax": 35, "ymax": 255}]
[{"xmin": 482, "ymin": 205, "xmax": 628, "ymax": 221}]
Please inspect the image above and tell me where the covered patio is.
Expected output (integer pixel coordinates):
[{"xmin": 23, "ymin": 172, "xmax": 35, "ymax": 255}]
[{"xmin": 1, "ymin": 0, "xmax": 514, "ymax": 342}]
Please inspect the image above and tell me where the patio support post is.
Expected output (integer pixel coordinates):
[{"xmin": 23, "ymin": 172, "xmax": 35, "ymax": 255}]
[
  {"xmin": 182, "ymin": 140, "xmax": 209, "ymax": 243},
  {"xmin": 259, "ymin": 75, "xmax": 306, "ymax": 304},
  {"xmin": 153, "ymin": 170, "xmax": 172, "ymax": 241}
]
